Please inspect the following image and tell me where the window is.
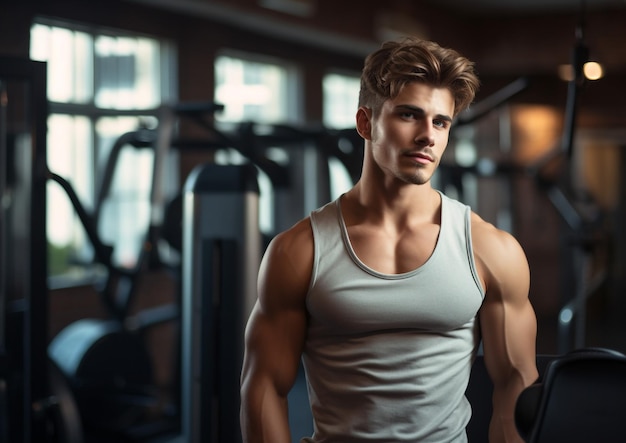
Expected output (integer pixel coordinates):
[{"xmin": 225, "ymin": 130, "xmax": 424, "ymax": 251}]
[
  {"xmin": 215, "ymin": 52, "xmax": 300, "ymax": 126},
  {"xmin": 30, "ymin": 19, "xmax": 176, "ymax": 284},
  {"xmin": 323, "ymin": 72, "xmax": 360, "ymax": 200}
]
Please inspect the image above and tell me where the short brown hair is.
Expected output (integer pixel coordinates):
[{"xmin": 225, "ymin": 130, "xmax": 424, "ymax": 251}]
[{"xmin": 358, "ymin": 37, "xmax": 479, "ymax": 117}]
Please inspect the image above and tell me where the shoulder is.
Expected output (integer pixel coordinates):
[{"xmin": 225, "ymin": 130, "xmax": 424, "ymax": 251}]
[
  {"xmin": 257, "ymin": 217, "xmax": 314, "ymax": 310},
  {"xmin": 470, "ymin": 212, "xmax": 525, "ymax": 257},
  {"xmin": 470, "ymin": 212, "xmax": 530, "ymax": 301},
  {"xmin": 266, "ymin": 217, "xmax": 314, "ymax": 263}
]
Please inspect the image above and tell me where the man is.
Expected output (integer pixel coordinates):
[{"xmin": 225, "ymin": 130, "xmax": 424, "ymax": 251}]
[{"xmin": 240, "ymin": 36, "xmax": 538, "ymax": 442}]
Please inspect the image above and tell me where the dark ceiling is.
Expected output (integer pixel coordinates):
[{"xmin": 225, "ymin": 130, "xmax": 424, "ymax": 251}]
[{"xmin": 424, "ymin": 0, "xmax": 626, "ymax": 15}]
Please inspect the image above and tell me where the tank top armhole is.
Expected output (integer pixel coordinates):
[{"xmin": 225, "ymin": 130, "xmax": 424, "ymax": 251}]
[
  {"xmin": 306, "ymin": 210, "xmax": 322, "ymax": 299},
  {"xmin": 464, "ymin": 206, "xmax": 486, "ymax": 298}
]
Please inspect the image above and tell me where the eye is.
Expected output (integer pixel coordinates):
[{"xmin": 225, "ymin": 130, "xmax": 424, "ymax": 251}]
[
  {"xmin": 433, "ymin": 118, "xmax": 449, "ymax": 129},
  {"xmin": 400, "ymin": 111, "xmax": 416, "ymax": 120}
]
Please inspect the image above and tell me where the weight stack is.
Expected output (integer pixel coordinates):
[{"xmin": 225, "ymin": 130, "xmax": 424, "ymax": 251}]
[{"xmin": 180, "ymin": 163, "xmax": 261, "ymax": 443}]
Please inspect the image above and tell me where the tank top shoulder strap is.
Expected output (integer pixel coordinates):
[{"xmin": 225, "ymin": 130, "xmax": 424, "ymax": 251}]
[
  {"xmin": 438, "ymin": 191, "xmax": 484, "ymax": 297},
  {"xmin": 308, "ymin": 198, "xmax": 342, "ymax": 289}
]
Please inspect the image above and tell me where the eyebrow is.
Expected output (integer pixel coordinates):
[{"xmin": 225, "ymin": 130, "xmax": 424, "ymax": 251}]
[{"xmin": 395, "ymin": 104, "xmax": 453, "ymax": 124}]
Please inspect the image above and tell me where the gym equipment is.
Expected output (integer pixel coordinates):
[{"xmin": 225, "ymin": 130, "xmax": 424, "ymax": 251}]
[
  {"xmin": 48, "ymin": 318, "xmax": 156, "ymax": 434},
  {"xmin": 233, "ymin": 121, "xmax": 332, "ymax": 235},
  {"xmin": 465, "ymin": 353, "xmax": 556, "ymax": 443},
  {"xmin": 515, "ymin": 347, "xmax": 626, "ymax": 442},
  {"xmin": 6, "ymin": 304, "xmax": 84, "ymax": 443},
  {"xmin": 527, "ymin": 16, "xmax": 606, "ymax": 353},
  {"xmin": 180, "ymin": 162, "xmax": 261, "ymax": 443},
  {"xmin": 45, "ymin": 104, "xmax": 196, "ymax": 441},
  {"xmin": 46, "ymin": 127, "xmax": 173, "ymax": 439},
  {"xmin": 0, "ymin": 56, "xmax": 54, "ymax": 443}
]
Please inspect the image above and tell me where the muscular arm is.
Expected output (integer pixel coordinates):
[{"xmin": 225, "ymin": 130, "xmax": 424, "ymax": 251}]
[
  {"xmin": 473, "ymin": 218, "xmax": 538, "ymax": 443},
  {"xmin": 240, "ymin": 220, "xmax": 312, "ymax": 443}
]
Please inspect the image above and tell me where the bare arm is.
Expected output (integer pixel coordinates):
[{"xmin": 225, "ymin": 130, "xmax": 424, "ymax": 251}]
[
  {"xmin": 473, "ymin": 218, "xmax": 538, "ymax": 443},
  {"xmin": 240, "ymin": 220, "xmax": 312, "ymax": 443}
]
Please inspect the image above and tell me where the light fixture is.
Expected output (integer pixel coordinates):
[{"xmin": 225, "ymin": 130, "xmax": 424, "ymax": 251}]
[
  {"xmin": 583, "ymin": 61, "xmax": 604, "ymax": 80},
  {"xmin": 557, "ymin": 61, "xmax": 604, "ymax": 82}
]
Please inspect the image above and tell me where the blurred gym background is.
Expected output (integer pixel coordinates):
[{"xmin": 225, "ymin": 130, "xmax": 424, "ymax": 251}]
[{"xmin": 1, "ymin": 0, "xmax": 626, "ymax": 441}]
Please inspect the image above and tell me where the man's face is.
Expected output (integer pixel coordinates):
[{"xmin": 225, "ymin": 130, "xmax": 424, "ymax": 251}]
[{"xmin": 366, "ymin": 82, "xmax": 455, "ymax": 186}]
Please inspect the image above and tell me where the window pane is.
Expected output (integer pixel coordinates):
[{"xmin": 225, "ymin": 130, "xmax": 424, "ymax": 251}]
[
  {"xmin": 214, "ymin": 55, "xmax": 294, "ymax": 124},
  {"xmin": 94, "ymin": 36, "xmax": 161, "ymax": 109},
  {"xmin": 323, "ymin": 72, "xmax": 360, "ymax": 129},
  {"xmin": 30, "ymin": 24, "xmax": 93, "ymax": 103}
]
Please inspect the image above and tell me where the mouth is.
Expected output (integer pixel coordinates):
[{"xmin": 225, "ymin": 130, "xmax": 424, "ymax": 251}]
[{"xmin": 404, "ymin": 151, "xmax": 434, "ymax": 165}]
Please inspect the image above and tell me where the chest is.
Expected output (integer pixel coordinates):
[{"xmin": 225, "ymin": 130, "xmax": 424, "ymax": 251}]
[
  {"xmin": 308, "ymin": 268, "xmax": 483, "ymax": 337},
  {"xmin": 308, "ymin": 230, "xmax": 484, "ymax": 335},
  {"xmin": 346, "ymin": 223, "xmax": 441, "ymax": 275}
]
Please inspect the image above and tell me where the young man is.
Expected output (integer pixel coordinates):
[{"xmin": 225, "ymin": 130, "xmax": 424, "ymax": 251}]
[{"xmin": 240, "ymin": 37, "xmax": 538, "ymax": 443}]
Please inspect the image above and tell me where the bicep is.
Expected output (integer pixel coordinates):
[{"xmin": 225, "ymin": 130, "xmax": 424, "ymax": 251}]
[
  {"xmin": 242, "ymin": 299, "xmax": 307, "ymax": 397},
  {"xmin": 241, "ymin": 227, "xmax": 311, "ymax": 397},
  {"xmin": 473, "ymin": 221, "xmax": 537, "ymax": 441},
  {"xmin": 477, "ymin": 228, "xmax": 538, "ymax": 388},
  {"xmin": 239, "ymin": 279, "xmax": 307, "ymax": 443},
  {"xmin": 479, "ymin": 294, "xmax": 538, "ymax": 388}
]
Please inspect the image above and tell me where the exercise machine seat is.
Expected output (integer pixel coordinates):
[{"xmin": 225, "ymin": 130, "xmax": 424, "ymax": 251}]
[{"xmin": 515, "ymin": 347, "xmax": 626, "ymax": 443}]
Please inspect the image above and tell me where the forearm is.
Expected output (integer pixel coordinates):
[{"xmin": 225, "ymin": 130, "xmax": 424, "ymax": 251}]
[
  {"xmin": 241, "ymin": 382, "xmax": 292, "ymax": 443},
  {"xmin": 488, "ymin": 381, "xmax": 528, "ymax": 443},
  {"xmin": 488, "ymin": 415, "xmax": 522, "ymax": 443}
]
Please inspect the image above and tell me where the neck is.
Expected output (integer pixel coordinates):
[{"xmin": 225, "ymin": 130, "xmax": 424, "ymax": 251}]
[{"xmin": 344, "ymin": 181, "xmax": 440, "ymax": 227}]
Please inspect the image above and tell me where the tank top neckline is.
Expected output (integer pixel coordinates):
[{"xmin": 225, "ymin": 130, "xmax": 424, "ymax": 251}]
[{"xmin": 335, "ymin": 190, "xmax": 445, "ymax": 280}]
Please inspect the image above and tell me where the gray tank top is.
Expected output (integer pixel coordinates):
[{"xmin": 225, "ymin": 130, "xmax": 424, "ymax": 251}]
[{"xmin": 301, "ymin": 191, "xmax": 485, "ymax": 443}]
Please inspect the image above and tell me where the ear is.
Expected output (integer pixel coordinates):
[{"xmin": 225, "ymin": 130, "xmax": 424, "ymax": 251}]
[{"xmin": 355, "ymin": 107, "xmax": 372, "ymax": 141}]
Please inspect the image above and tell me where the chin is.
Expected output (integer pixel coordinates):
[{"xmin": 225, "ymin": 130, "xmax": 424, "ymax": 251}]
[{"xmin": 401, "ymin": 174, "xmax": 430, "ymax": 186}]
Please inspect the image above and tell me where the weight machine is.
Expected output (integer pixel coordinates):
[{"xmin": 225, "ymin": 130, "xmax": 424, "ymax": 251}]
[{"xmin": 0, "ymin": 56, "xmax": 53, "ymax": 443}]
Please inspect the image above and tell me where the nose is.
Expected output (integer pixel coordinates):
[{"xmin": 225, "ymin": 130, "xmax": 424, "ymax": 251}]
[{"xmin": 414, "ymin": 122, "xmax": 435, "ymax": 147}]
